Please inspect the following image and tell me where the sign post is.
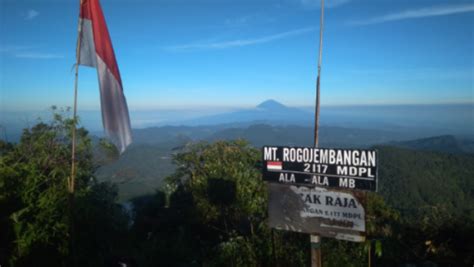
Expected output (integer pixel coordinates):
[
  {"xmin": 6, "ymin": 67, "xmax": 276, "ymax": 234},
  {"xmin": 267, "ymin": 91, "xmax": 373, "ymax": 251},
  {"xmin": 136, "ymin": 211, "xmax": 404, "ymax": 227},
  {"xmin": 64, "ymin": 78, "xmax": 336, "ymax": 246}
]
[
  {"xmin": 260, "ymin": 0, "xmax": 379, "ymax": 266},
  {"xmin": 312, "ymin": 0, "xmax": 325, "ymax": 264}
]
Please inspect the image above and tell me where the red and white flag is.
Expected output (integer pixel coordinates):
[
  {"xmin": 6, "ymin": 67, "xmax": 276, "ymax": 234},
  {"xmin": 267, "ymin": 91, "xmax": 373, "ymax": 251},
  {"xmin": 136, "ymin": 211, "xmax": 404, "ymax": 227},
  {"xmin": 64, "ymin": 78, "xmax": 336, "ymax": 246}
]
[
  {"xmin": 77, "ymin": 0, "xmax": 132, "ymax": 153},
  {"xmin": 267, "ymin": 161, "xmax": 283, "ymax": 171}
]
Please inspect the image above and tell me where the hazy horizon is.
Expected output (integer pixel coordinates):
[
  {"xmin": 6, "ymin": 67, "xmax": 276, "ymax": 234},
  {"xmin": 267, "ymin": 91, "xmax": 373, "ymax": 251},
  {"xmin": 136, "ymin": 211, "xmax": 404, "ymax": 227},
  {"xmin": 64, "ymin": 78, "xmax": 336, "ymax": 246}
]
[{"xmin": 1, "ymin": 101, "xmax": 473, "ymax": 143}]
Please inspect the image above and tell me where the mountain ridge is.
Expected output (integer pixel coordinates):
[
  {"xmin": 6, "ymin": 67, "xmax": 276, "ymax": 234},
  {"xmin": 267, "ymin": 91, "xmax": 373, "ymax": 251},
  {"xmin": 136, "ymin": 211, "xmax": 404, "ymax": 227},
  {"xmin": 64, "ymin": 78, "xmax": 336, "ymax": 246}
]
[
  {"xmin": 388, "ymin": 135, "xmax": 474, "ymax": 154},
  {"xmin": 96, "ymin": 123, "xmax": 474, "ymax": 201}
]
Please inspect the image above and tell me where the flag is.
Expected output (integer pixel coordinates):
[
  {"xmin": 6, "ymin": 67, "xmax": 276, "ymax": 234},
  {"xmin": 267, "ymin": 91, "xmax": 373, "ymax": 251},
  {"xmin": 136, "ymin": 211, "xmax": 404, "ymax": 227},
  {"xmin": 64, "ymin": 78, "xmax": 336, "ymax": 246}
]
[
  {"xmin": 77, "ymin": 0, "xmax": 132, "ymax": 153},
  {"xmin": 267, "ymin": 161, "xmax": 283, "ymax": 171}
]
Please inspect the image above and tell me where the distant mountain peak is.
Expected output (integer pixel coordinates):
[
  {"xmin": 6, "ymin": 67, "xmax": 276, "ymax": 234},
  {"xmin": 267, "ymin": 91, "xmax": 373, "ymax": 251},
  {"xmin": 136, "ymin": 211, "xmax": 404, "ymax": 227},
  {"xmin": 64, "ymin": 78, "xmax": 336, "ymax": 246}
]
[{"xmin": 256, "ymin": 99, "xmax": 287, "ymax": 110}]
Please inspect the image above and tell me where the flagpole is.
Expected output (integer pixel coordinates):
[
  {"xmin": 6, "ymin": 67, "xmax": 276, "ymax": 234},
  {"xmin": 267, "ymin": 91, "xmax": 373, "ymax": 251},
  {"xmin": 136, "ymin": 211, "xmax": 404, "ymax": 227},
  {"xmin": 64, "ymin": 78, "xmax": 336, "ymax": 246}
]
[
  {"xmin": 70, "ymin": 0, "xmax": 84, "ymax": 195},
  {"xmin": 70, "ymin": 55, "xmax": 78, "ymax": 194},
  {"xmin": 311, "ymin": 0, "xmax": 325, "ymax": 266},
  {"xmin": 69, "ymin": 2, "xmax": 84, "ymax": 265}
]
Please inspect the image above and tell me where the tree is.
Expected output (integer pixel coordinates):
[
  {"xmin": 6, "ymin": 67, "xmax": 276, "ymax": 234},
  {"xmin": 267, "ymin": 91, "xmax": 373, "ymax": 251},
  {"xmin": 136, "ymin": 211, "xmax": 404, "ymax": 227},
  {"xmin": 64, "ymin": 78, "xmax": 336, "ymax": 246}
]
[
  {"xmin": 320, "ymin": 193, "xmax": 401, "ymax": 267},
  {"xmin": 162, "ymin": 140, "xmax": 270, "ymax": 266},
  {"xmin": 151, "ymin": 140, "xmax": 318, "ymax": 266},
  {"xmin": 0, "ymin": 107, "xmax": 129, "ymax": 266},
  {"xmin": 158, "ymin": 140, "xmax": 406, "ymax": 266}
]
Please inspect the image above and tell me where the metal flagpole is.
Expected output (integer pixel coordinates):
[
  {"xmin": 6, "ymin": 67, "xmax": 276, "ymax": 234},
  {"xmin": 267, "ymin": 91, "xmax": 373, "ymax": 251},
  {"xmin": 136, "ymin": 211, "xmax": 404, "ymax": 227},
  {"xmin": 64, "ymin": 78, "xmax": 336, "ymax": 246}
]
[
  {"xmin": 313, "ymin": 0, "xmax": 324, "ymax": 148},
  {"xmin": 311, "ymin": 0, "xmax": 325, "ymax": 266}
]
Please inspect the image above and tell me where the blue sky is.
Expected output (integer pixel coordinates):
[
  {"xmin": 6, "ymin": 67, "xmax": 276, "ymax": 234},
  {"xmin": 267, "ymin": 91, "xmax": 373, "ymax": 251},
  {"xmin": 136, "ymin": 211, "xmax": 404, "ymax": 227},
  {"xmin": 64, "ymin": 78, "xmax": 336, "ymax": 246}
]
[{"xmin": 0, "ymin": 0, "xmax": 473, "ymax": 111}]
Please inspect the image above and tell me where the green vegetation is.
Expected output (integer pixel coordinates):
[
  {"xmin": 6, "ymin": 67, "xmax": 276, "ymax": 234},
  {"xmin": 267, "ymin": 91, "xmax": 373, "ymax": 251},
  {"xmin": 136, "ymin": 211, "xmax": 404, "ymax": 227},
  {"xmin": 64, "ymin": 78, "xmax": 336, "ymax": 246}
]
[
  {"xmin": 0, "ymin": 108, "xmax": 129, "ymax": 266},
  {"xmin": 130, "ymin": 140, "xmax": 399, "ymax": 266},
  {"xmin": 377, "ymin": 145, "xmax": 474, "ymax": 265},
  {"xmin": 377, "ymin": 145, "xmax": 474, "ymax": 220},
  {"xmin": 1, "ymin": 113, "xmax": 473, "ymax": 266},
  {"xmin": 97, "ymin": 123, "xmax": 419, "ymax": 201}
]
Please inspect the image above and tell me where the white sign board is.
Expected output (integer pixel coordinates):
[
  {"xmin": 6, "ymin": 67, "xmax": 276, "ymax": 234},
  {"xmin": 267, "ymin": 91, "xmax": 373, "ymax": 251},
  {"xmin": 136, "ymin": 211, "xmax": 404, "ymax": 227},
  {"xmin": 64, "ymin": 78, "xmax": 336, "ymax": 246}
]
[
  {"xmin": 292, "ymin": 186, "xmax": 365, "ymax": 232},
  {"xmin": 267, "ymin": 183, "xmax": 366, "ymax": 242}
]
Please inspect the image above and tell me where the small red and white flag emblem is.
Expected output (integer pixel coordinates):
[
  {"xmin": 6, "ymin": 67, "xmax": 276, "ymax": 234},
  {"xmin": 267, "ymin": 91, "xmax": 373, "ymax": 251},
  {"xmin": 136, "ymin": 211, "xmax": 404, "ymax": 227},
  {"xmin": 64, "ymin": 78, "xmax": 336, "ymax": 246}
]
[{"xmin": 267, "ymin": 161, "xmax": 282, "ymax": 171}]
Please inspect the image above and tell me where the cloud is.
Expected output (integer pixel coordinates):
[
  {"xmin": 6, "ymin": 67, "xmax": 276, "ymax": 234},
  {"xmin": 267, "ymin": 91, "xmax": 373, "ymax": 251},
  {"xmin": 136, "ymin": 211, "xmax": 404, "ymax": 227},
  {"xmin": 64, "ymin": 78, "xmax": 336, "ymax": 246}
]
[
  {"xmin": 351, "ymin": 4, "xmax": 474, "ymax": 25},
  {"xmin": 25, "ymin": 9, "xmax": 40, "ymax": 20},
  {"xmin": 0, "ymin": 45, "xmax": 63, "ymax": 59},
  {"xmin": 15, "ymin": 53, "xmax": 63, "ymax": 59},
  {"xmin": 0, "ymin": 45, "xmax": 33, "ymax": 53},
  {"xmin": 166, "ymin": 27, "xmax": 314, "ymax": 51}
]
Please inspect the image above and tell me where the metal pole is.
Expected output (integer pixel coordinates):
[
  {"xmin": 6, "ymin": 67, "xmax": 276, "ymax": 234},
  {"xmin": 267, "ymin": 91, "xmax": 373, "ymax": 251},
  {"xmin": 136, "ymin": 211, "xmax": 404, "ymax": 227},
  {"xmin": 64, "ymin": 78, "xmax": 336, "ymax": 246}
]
[
  {"xmin": 311, "ymin": 0, "xmax": 325, "ymax": 266},
  {"xmin": 310, "ymin": 235, "xmax": 322, "ymax": 267},
  {"xmin": 368, "ymin": 240, "xmax": 371, "ymax": 267},
  {"xmin": 271, "ymin": 229, "xmax": 278, "ymax": 267},
  {"xmin": 313, "ymin": 0, "xmax": 325, "ymax": 148}
]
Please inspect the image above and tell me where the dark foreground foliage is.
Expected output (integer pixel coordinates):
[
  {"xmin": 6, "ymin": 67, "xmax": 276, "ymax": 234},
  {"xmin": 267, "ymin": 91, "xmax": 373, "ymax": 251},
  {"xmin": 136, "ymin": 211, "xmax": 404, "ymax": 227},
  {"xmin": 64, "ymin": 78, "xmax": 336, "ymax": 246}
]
[
  {"xmin": 0, "ymin": 108, "xmax": 130, "ymax": 266},
  {"xmin": 1, "ymin": 109, "xmax": 473, "ymax": 266}
]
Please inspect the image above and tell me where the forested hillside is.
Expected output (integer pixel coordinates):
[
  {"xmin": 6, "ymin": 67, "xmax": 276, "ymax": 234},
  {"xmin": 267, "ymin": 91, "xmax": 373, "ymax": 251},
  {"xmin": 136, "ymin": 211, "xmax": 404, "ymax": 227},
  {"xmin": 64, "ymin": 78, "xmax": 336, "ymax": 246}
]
[
  {"xmin": 388, "ymin": 135, "xmax": 474, "ymax": 154},
  {"xmin": 97, "ymin": 123, "xmax": 424, "ymax": 200},
  {"xmin": 377, "ymin": 145, "xmax": 474, "ymax": 219},
  {"xmin": 1, "ymin": 114, "xmax": 473, "ymax": 266}
]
